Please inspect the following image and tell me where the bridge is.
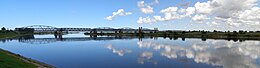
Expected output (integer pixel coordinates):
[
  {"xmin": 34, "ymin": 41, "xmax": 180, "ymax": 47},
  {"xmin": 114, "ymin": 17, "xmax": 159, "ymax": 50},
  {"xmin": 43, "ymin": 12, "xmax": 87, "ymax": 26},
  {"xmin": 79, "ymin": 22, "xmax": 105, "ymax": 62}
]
[
  {"xmin": 15, "ymin": 25, "xmax": 157, "ymax": 33},
  {"xmin": 16, "ymin": 25, "xmax": 92, "ymax": 33}
]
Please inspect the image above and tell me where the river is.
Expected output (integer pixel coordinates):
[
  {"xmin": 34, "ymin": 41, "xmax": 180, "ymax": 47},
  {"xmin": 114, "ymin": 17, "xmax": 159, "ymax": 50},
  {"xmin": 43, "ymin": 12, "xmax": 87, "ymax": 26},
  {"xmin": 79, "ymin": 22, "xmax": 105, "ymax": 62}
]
[{"xmin": 0, "ymin": 34, "xmax": 260, "ymax": 68}]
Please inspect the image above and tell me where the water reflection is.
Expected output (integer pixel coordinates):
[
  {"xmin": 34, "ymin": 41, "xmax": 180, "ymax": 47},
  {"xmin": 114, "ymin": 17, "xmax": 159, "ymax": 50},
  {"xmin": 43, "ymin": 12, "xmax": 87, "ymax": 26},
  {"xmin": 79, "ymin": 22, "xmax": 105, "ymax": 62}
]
[
  {"xmin": 138, "ymin": 51, "xmax": 158, "ymax": 65},
  {"xmin": 104, "ymin": 39, "xmax": 260, "ymax": 68},
  {"xmin": 0, "ymin": 34, "xmax": 260, "ymax": 68},
  {"xmin": 106, "ymin": 44, "xmax": 158, "ymax": 65},
  {"xmin": 2, "ymin": 34, "xmax": 260, "ymax": 44},
  {"xmin": 0, "ymin": 35, "xmax": 140, "ymax": 44},
  {"xmin": 106, "ymin": 44, "xmax": 132, "ymax": 56}
]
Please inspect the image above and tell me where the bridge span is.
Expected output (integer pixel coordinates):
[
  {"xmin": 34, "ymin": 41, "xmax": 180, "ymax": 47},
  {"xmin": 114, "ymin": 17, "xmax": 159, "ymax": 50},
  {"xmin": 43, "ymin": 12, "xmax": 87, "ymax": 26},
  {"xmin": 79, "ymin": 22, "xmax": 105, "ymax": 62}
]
[{"xmin": 15, "ymin": 25, "xmax": 157, "ymax": 34}]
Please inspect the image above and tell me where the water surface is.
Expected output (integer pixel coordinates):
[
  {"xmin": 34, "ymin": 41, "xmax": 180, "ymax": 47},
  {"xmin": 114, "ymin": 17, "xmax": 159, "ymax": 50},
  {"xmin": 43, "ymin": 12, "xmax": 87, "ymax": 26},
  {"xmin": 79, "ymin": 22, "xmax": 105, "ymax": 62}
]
[{"xmin": 0, "ymin": 34, "xmax": 259, "ymax": 68}]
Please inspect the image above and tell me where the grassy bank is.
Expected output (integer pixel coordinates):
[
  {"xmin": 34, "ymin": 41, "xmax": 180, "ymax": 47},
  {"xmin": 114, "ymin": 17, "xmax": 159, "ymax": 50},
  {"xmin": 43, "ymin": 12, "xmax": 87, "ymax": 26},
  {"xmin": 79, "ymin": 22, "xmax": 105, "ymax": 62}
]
[
  {"xmin": 0, "ymin": 30, "xmax": 53, "ymax": 68},
  {"xmin": 0, "ymin": 49, "xmax": 37, "ymax": 68},
  {"xmin": 0, "ymin": 49, "xmax": 54, "ymax": 68}
]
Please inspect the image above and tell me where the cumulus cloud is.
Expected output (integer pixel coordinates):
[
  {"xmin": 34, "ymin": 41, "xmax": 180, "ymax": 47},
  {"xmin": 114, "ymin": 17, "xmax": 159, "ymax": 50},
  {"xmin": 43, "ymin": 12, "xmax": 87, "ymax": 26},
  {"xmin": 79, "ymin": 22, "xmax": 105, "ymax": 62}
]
[
  {"xmin": 137, "ymin": 0, "xmax": 159, "ymax": 14},
  {"xmin": 194, "ymin": 1, "xmax": 213, "ymax": 15},
  {"xmin": 137, "ymin": 7, "xmax": 195, "ymax": 24},
  {"xmin": 140, "ymin": 5, "xmax": 154, "ymax": 14},
  {"xmin": 179, "ymin": 7, "xmax": 196, "ymax": 16},
  {"xmin": 137, "ymin": 16, "xmax": 156, "ymax": 24},
  {"xmin": 193, "ymin": 0, "xmax": 257, "ymax": 18},
  {"xmin": 105, "ymin": 9, "xmax": 132, "ymax": 20},
  {"xmin": 137, "ymin": 0, "xmax": 260, "ymax": 30},
  {"xmin": 192, "ymin": 14, "xmax": 210, "ymax": 21},
  {"xmin": 194, "ymin": 0, "xmax": 260, "ymax": 30},
  {"xmin": 237, "ymin": 7, "xmax": 260, "ymax": 25},
  {"xmin": 210, "ymin": 0, "xmax": 257, "ymax": 18}
]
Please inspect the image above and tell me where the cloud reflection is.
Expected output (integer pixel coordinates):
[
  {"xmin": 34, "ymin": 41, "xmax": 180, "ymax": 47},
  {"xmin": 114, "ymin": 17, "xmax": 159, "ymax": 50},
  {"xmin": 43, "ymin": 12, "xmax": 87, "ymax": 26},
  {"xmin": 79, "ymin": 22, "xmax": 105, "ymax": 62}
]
[
  {"xmin": 106, "ymin": 39, "xmax": 260, "ymax": 68},
  {"xmin": 106, "ymin": 44, "xmax": 132, "ymax": 56},
  {"xmin": 137, "ymin": 40, "xmax": 260, "ymax": 68},
  {"xmin": 138, "ymin": 51, "xmax": 157, "ymax": 65}
]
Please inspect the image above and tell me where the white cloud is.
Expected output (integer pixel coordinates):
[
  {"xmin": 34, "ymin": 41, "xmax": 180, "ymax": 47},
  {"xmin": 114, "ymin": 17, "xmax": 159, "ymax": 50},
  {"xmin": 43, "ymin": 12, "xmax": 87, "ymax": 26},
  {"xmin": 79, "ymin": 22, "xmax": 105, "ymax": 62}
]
[
  {"xmin": 212, "ymin": 7, "xmax": 260, "ymax": 29},
  {"xmin": 196, "ymin": 0, "xmax": 260, "ymax": 30},
  {"xmin": 137, "ymin": 7, "xmax": 180, "ymax": 24},
  {"xmin": 178, "ymin": 8, "xmax": 186, "ymax": 13},
  {"xmin": 137, "ymin": 1, "xmax": 145, "ymax": 8},
  {"xmin": 236, "ymin": 7, "xmax": 260, "ymax": 25},
  {"xmin": 192, "ymin": 14, "xmax": 210, "ymax": 21},
  {"xmin": 210, "ymin": 0, "xmax": 257, "ymax": 18},
  {"xmin": 178, "ymin": 7, "xmax": 196, "ymax": 17},
  {"xmin": 138, "ymin": 7, "xmax": 195, "ymax": 24},
  {"xmin": 137, "ymin": 17, "xmax": 156, "ymax": 24},
  {"xmin": 160, "ymin": 7, "xmax": 178, "ymax": 13},
  {"xmin": 185, "ymin": 7, "xmax": 196, "ymax": 16},
  {"xmin": 137, "ymin": 0, "xmax": 159, "ymax": 14},
  {"xmin": 153, "ymin": 16, "xmax": 164, "ymax": 21},
  {"xmin": 105, "ymin": 9, "xmax": 132, "ymax": 20},
  {"xmin": 137, "ymin": 0, "xmax": 260, "ymax": 30},
  {"xmin": 194, "ymin": 2, "xmax": 213, "ymax": 15},
  {"xmin": 140, "ymin": 6, "xmax": 154, "ymax": 14}
]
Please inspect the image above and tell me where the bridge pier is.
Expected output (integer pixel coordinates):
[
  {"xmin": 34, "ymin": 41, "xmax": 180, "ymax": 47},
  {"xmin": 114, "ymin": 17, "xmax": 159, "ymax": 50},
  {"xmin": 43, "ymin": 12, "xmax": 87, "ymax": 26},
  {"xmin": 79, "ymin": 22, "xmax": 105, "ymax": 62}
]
[
  {"xmin": 90, "ymin": 29, "xmax": 97, "ymax": 35},
  {"xmin": 138, "ymin": 27, "xmax": 143, "ymax": 37},
  {"xmin": 90, "ymin": 35, "xmax": 97, "ymax": 39},
  {"xmin": 54, "ymin": 28, "xmax": 64, "ymax": 39},
  {"xmin": 54, "ymin": 34, "xmax": 63, "ymax": 39}
]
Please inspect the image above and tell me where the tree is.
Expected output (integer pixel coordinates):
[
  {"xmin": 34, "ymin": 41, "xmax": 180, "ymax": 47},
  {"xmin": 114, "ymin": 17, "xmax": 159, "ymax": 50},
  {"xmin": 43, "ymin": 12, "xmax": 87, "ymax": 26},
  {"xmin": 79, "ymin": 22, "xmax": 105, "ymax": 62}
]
[
  {"xmin": 182, "ymin": 31, "xmax": 185, "ymax": 34},
  {"xmin": 213, "ymin": 30, "xmax": 217, "ymax": 32},
  {"xmin": 239, "ymin": 30, "xmax": 244, "ymax": 34},
  {"xmin": 1, "ymin": 27, "xmax": 6, "ymax": 31},
  {"xmin": 201, "ymin": 30, "xmax": 206, "ymax": 34}
]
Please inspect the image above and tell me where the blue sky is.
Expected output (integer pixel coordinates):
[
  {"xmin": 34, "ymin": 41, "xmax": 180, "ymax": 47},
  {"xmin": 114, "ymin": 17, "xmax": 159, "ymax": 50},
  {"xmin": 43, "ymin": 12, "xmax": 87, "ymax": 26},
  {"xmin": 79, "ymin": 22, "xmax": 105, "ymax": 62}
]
[{"xmin": 0, "ymin": 0, "xmax": 259, "ymax": 31}]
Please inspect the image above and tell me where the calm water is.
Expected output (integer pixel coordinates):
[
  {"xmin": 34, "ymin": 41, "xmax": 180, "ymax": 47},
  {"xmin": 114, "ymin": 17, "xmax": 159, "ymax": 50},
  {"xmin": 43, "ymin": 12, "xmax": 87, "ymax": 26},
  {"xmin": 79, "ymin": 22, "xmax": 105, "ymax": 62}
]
[{"xmin": 0, "ymin": 34, "xmax": 260, "ymax": 68}]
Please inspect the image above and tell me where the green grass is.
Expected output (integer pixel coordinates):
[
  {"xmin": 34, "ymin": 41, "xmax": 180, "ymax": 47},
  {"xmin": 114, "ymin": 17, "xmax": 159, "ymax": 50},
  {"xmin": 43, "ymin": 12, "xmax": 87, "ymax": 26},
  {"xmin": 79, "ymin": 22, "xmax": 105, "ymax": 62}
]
[{"xmin": 0, "ymin": 50, "xmax": 37, "ymax": 68}]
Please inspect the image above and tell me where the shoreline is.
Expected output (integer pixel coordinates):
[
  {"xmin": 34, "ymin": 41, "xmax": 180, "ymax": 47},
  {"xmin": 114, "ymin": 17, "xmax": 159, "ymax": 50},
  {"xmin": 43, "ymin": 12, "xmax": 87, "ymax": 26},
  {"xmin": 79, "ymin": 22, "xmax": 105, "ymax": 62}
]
[
  {"xmin": 84, "ymin": 32, "xmax": 260, "ymax": 41},
  {"xmin": 0, "ymin": 48, "xmax": 54, "ymax": 68}
]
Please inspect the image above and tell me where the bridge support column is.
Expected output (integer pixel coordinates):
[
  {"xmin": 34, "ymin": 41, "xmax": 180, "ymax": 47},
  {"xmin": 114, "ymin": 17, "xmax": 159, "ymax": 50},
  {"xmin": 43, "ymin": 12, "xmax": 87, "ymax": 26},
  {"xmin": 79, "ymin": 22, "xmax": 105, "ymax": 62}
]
[
  {"xmin": 54, "ymin": 32, "xmax": 63, "ymax": 39},
  {"xmin": 90, "ymin": 29, "xmax": 97, "ymax": 34},
  {"xmin": 138, "ymin": 27, "xmax": 143, "ymax": 41},
  {"xmin": 54, "ymin": 28, "xmax": 63, "ymax": 39},
  {"xmin": 138, "ymin": 27, "xmax": 143, "ymax": 37}
]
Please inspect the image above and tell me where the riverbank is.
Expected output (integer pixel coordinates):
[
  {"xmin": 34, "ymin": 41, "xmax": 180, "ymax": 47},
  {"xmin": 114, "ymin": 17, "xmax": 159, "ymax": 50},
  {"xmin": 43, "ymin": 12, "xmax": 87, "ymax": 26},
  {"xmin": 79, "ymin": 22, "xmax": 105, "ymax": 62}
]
[
  {"xmin": 1, "ymin": 30, "xmax": 53, "ymax": 67},
  {"xmin": 0, "ymin": 48, "xmax": 54, "ymax": 68},
  {"xmin": 84, "ymin": 31, "xmax": 260, "ymax": 41}
]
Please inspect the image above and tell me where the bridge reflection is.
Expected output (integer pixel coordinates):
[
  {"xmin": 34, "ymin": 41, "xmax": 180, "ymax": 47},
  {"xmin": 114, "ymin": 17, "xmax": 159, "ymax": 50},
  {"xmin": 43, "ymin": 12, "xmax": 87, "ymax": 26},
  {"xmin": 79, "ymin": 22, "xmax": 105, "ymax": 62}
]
[
  {"xmin": 1, "ymin": 34, "xmax": 260, "ymax": 44},
  {"xmin": 13, "ymin": 35, "xmax": 144, "ymax": 44}
]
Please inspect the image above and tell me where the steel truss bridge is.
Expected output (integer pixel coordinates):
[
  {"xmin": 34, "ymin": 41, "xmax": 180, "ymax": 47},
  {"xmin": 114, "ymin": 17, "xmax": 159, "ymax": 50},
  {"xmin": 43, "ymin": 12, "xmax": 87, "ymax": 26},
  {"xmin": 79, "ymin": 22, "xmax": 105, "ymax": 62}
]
[{"xmin": 16, "ymin": 25, "xmax": 155, "ymax": 33}]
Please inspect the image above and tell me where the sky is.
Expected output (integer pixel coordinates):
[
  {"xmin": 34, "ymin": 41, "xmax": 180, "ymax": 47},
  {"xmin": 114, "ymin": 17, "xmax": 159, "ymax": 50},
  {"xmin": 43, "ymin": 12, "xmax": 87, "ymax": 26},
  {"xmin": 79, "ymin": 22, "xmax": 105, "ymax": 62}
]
[{"xmin": 0, "ymin": 0, "xmax": 260, "ymax": 31}]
